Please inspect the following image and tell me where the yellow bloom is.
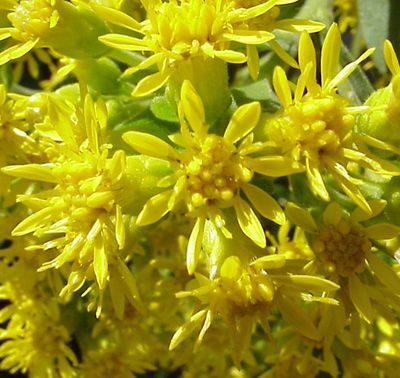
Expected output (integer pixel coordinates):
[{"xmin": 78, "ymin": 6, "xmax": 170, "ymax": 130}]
[
  {"xmin": 123, "ymin": 80, "xmax": 303, "ymax": 274},
  {"xmin": 266, "ymin": 23, "xmax": 399, "ymax": 213},
  {"xmin": 287, "ymin": 200, "xmax": 400, "ymax": 323},
  {"xmin": 2, "ymin": 93, "xmax": 141, "ymax": 317},
  {"xmin": 96, "ymin": 0, "xmax": 324, "ymax": 96},
  {"xmin": 169, "ymin": 254, "xmax": 338, "ymax": 364},
  {"xmin": 0, "ymin": 0, "xmax": 59, "ymax": 64}
]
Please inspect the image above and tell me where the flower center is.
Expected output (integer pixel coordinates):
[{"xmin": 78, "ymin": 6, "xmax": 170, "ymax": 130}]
[
  {"xmin": 268, "ymin": 94, "xmax": 355, "ymax": 161},
  {"xmin": 147, "ymin": 0, "xmax": 221, "ymax": 56},
  {"xmin": 8, "ymin": 0, "xmax": 58, "ymax": 42},
  {"xmin": 313, "ymin": 219, "xmax": 370, "ymax": 276},
  {"xmin": 184, "ymin": 135, "xmax": 252, "ymax": 208}
]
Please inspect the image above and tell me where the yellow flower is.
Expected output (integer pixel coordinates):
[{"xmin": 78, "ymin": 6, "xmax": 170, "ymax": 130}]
[
  {"xmin": 287, "ymin": 200, "xmax": 400, "ymax": 324},
  {"xmin": 2, "ymin": 93, "xmax": 141, "ymax": 317},
  {"xmin": 266, "ymin": 23, "xmax": 399, "ymax": 214},
  {"xmin": 123, "ymin": 80, "xmax": 303, "ymax": 274},
  {"xmin": 169, "ymin": 254, "xmax": 338, "ymax": 364},
  {"xmin": 0, "ymin": 0, "xmax": 59, "ymax": 65},
  {"xmin": 96, "ymin": 0, "xmax": 324, "ymax": 96}
]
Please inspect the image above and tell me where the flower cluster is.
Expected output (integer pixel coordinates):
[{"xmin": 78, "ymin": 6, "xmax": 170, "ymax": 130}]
[{"xmin": 0, "ymin": 1, "xmax": 400, "ymax": 377}]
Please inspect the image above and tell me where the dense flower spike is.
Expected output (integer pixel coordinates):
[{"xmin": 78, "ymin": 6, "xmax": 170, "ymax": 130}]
[
  {"xmin": 0, "ymin": 1, "xmax": 400, "ymax": 377},
  {"xmin": 96, "ymin": 0, "xmax": 324, "ymax": 95}
]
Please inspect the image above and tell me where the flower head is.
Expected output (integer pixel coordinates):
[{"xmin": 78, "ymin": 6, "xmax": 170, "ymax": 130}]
[
  {"xmin": 0, "ymin": 0, "xmax": 59, "ymax": 64},
  {"xmin": 2, "ymin": 93, "xmax": 141, "ymax": 317},
  {"xmin": 123, "ymin": 80, "xmax": 302, "ymax": 274},
  {"xmin": 266, "ymin": 23, "xmax": 399, "ymax": 213},
  {"xmin": 287, "ymin": 200, "xmax": 400, "ymax": 323},
  {"xmin": 96, "ymin": 0, "xmax": 323, "ymax": 96},
  {"xmin": 169, "ymin": 254, "xmax": 338, "ymax": 364}
]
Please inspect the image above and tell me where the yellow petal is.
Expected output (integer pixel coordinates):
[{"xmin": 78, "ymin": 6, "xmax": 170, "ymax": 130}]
[
  {"xmin": 187, "ymin": 217, "xmax": 205, "ymax": 275},
  {"xmin": 322, "ymin": 202, "xmax": 343, "ymax": 226},
  {"xmin": 268, "ymin": 39, "xmax": 299, "ymax": 69},
  {"xmin": 298, "ymin": 32, "xmax": 317, "ymax": 90},
  {"xmin": 247, "ymin": 44, "xmax": 260, "ymax": 80},
  {"xmin": 274, "ymin": 19, "xmax": 325, "ymax": 33},
  {"xmin": 221, "ymin": 256, "xmax": 243, "ymax": 280},
  {"xmin": 136, "ymin": 190, "xmax": 173, "ymax": 226},
  {"xmin": 0, "ymin": 28, "xmax": 12, "ymax": 41},
  {"xmin": 115, "ymin": 205, "xmax": 125, "ymax": 250},
  {"xmin": 0, "ymin": 39, "xmax": 38, "ymax": 64},
  {"xmin": 234, "ymin": 197, "xmax": 266, "ymax": 248},
  {"xmin": 92, "ymin": 4, "xmax": 143, "ymax": 32},
  {"xmin": 84, "ymin": 94, "xmax": 99, "ymax": 155},
  {"xmin": 321, "ymin": 23, "xmax": 341, "ymax": 88},
  {"xmin": 109, "ymin": 274, "xmax": 126, "ymax": 320},
  {"xmin": 117, "ymin": 259, "xmax": 141, "ymax": 304},
  {"xmin": 196, "ymin": 309, "xmax": 213, "ymax": 345},
  {"xmin": 223, "ymin": 30, "xmax": 274, "ymax": 45},
  {"xmin": 123, "ymin": 53, "xmax": 164, "ymax": 76},
  {"xmin": 248, "ymin": 156, "xmax": 304, "ymax": 177},
  {"xmin": 272, "ymin": 66, "xmax": 292, "ymax": 108},
  {"xmin": 351, "ymin": 199, "xmax": 387, "ymax": 222},
  {"xmin": 99, "ymin": 34, "xmax": 151, "ymax": 51},
  {"xmin": 251, "ymin": 254, "xmax": 286, "ymax": 270},
  {"xmin": 123, "ymin": 131, "xmax": 177, "ymax": 161},
  {"xmin": 273, "ymin": 274, "xmax": 340, "ymax": 291},
  {"xmin": 306, "ymin": 158, "xmax": 330, "ymax": 201},
  {"xmin": 367, "ymin": 251, "xmax": 400, "ymax": 295},
  {"xmin": 384, "ymin": 39, "xmax": 400, "ymax": 76},
  {"xmin": 169, "ymin": 309, "xmax": 207, "ymax": 350},
  {"xmin": 242, "ymin": 183, "xmax": 285, "ymax": 225},
  {"xmin": 94, "ymin": 237, "xmax": 108, "ymax": 290},
  {"xmin": 349, "ymin": 274, "xmax": 373, "ymax": 323},
  {"xmin": 132, "ymin": 71, "xmax": 170, "ymax": 97},
  {"xmin": 214, "ymin": 49, "xmax": 247, "ymax": 63},
  {"xmin": 180, "ymin": 80, "xmax": 206, "ymax": 138},
  {"xmin": 286, "ymin": 202, "xmax": 317, "ymax": 232},
  {"xmin": 224, "ymin": 102, "xmax": 260, "ymax": 143},
  {"xmin": 328, "ymin": 48, "xmax": 375, "ymax": 91},
  {"xmin": 229, "ymin": 0, "xmax": 278, "ymax": 22},
  {"xmin": 2, "ymin": 164, "xmax": 57, "ymax": 183},
  {"xmin": 12, "ymin": 207, "xmax": 56, "ymax": 236},
  {"xmin": 364, "ymin": 223, "xmax": 400, "ymax": 240}
]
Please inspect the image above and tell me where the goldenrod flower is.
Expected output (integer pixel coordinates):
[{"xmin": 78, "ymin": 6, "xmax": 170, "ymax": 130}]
[
  {"xmin": 169, "ymin": 254, "xmax": 338, "ymax": 364},
  {"xmin": 2, "ymin": 93, "xmax": 141, "ymax": 317},
  {"xmin": 287, "ymin": 200, "xmax": 400, "ymax": 323},
  {"xmin": 266, "ymin": 23, "xmax": 399, "ymax": 213},
  {"xmin": 123, "ymin": 80, "xmax": 303, "ymax": 274},
  {"xmin": 96, "ymin": 0, "xmax": 323, "ymax": 96},
  {"xmin": 0, "ymin": 0, "xmax": 59, "ymax": 65},
  {"xmin": 0, "ymin": 245, "xmax": 77, "ymax": 377}
]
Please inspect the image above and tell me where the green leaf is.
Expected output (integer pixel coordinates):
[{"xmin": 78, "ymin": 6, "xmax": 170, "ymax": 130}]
[
  {"xmin": 150, "ymin": 96, "xmax": 179, "ymax": 123},
  {"xmin": 232, "ymin": 79, "xmax": 280, "ymax": 113},
  {"xmin": 358, "ymin": 0, "xmax": 390, "ymax": 73}
]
